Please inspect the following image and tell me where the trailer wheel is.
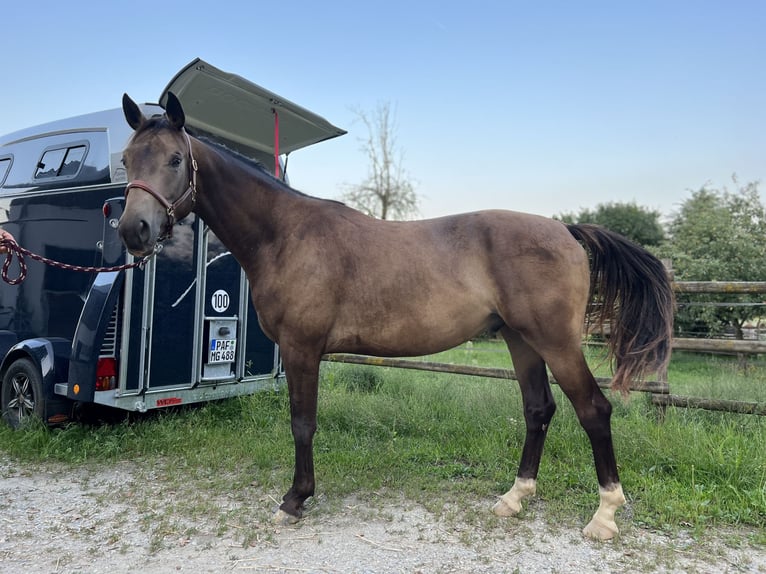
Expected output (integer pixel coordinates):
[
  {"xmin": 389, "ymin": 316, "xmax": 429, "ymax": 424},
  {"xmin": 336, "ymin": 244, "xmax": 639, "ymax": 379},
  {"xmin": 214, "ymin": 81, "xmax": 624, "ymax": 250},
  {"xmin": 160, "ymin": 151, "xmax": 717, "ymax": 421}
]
[{"xmin": 1, "ymin": 358, "xmax": 45, "ymax": 429}]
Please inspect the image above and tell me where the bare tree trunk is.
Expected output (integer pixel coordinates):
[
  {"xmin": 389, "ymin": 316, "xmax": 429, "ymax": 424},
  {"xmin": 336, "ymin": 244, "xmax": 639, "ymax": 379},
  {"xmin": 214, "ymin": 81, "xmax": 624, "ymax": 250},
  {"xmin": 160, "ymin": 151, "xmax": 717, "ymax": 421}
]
[{"xmin": 340, "ymin": 102, "xmax": 418, "ymax": 220}]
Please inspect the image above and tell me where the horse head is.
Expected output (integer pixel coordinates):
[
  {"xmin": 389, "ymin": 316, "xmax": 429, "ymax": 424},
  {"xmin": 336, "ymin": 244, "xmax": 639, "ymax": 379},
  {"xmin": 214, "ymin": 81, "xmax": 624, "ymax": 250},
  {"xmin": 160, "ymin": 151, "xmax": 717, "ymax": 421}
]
[{"xmin": 118, "ymin": 92, "xmax": 198, "ymax": 257}]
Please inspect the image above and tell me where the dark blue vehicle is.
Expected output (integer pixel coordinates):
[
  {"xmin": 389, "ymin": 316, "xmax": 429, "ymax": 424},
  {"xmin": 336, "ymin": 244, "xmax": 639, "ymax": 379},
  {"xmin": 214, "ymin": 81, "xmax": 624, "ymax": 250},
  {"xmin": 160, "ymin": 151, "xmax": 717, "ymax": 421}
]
[{"xmin": 0, "ymin": 59, "xmax": 345, "ymax": 427}]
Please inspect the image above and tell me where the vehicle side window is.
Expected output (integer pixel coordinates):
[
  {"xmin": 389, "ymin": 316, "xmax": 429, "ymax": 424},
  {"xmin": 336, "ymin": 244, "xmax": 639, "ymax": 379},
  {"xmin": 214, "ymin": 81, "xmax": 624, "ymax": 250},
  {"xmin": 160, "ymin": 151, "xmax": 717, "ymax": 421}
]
[
  {"xmin": 59, "ymin": 145, "xmax": 86, "ymax": 176},
  {"xmin": 0, "ymin": 156, "xmax": 11, "ymax": 186},
  {"xmin": 34, "ymin": 143, "xmax": 88, "ymax": 180}
]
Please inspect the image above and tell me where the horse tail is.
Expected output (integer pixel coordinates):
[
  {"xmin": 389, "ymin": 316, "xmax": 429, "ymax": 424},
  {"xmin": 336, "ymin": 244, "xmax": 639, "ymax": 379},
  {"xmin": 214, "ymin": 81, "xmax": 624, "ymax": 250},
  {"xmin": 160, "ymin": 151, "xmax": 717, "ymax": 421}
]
[{"xmin": 566, "ymin": 223, "xmax": 675, "ymax": 393}]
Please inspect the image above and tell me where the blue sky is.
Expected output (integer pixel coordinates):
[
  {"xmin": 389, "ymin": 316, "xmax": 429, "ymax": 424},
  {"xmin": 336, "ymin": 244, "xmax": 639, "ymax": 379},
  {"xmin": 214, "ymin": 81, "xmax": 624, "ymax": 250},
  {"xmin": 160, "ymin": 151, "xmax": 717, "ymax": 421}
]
[{"xmin": 1, "ymin": 1, "xmax": 763, "ymax": 220}]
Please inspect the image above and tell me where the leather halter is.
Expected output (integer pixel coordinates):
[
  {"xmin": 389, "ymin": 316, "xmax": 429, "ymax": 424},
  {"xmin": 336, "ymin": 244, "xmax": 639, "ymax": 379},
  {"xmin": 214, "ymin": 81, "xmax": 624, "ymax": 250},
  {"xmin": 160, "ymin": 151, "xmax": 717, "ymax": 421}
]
[{"xmin": 124, "ymin": 128, "xmax": 198, "ymax": 240}]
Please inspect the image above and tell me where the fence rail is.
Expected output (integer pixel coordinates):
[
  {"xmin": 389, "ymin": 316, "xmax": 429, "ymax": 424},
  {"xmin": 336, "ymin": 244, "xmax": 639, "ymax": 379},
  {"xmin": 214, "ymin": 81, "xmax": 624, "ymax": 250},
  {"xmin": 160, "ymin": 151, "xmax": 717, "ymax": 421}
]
[
  {"xmin": 651, "ymin": 394, "xmax": 766, "ymax": 415},
  {"xmin": 323, "ymin": 353, "xmax": 669, "ymax": 394},
  {"xmin": 673, "ymin": 281, "xmax": 766, "ymax": 294},
  {"xmin": 672, "ymin": 338, "xmax": 766, "ymax": 353}
]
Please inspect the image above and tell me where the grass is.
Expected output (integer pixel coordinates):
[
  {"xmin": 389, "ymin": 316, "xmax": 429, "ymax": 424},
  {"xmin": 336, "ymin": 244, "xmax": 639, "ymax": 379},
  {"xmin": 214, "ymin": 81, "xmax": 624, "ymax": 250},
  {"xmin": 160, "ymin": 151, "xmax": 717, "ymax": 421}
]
[
  {"xmin": 665, "ymin": 349, "xmax": 766, "ymax": 402},
  {"xmin": 1, "ymin": 340, "xmax": 764, "ymax": 548}
]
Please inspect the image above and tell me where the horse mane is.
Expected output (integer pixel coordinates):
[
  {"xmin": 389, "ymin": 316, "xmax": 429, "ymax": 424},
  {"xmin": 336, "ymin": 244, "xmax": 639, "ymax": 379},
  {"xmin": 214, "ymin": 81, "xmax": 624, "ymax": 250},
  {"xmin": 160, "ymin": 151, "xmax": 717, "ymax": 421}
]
[
  {"xmin": 195, "ymin": 133, "xmax": 269, "ymax": 173},
  {"xmin": 193, "ymin": 131, "xmax": 346, "ymax": 207}
]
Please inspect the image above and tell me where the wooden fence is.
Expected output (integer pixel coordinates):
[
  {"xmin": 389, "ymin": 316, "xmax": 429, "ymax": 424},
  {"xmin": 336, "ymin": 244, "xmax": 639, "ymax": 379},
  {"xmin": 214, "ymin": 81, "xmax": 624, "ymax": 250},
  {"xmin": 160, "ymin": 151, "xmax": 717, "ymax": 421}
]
[
  {"xmin": 651, "ymin": 280, "xmax": 766, "ymax": 414},
  {"xmin": 323, "ymin": 280, "xmax": 766, "ymax": 416}
]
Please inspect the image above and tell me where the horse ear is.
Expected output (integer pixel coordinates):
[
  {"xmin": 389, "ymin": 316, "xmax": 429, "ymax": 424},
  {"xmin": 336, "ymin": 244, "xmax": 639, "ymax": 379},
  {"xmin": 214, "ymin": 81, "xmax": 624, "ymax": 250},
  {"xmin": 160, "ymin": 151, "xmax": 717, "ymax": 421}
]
[
  {"xmin": 165, "ymin": 92, "xmax": 186, "ymax": 130},
  {"xmin": 122, "ymin": 93, "xmax": 145, "ymax": 131}
]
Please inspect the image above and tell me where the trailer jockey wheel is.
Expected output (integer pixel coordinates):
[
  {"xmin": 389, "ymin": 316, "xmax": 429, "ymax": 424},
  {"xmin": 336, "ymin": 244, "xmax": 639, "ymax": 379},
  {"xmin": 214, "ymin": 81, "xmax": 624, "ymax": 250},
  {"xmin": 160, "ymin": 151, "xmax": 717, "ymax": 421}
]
[{"xmin": 1, "ymin": 358, "xmax": 45, "ymax": 429}]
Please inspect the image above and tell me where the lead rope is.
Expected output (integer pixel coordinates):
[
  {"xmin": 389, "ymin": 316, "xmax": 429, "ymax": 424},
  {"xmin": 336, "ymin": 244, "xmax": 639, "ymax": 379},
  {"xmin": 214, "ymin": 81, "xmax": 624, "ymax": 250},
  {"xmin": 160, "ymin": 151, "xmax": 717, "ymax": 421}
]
[{"xmin": 0, "ymin": 238, "xmax": 152, "ymax": 285}]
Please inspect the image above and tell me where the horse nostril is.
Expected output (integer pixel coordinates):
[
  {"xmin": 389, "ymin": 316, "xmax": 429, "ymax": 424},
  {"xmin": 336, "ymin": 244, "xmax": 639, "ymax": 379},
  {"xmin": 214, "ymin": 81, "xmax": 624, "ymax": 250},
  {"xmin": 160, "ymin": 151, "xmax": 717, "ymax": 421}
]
[
  {"xmin": 118, "ymin": 217, "xmax": 153, "ymax": 252},
  {"xmin": 138, "ymin": 219, "xmax": 152, "ymax": 244}
]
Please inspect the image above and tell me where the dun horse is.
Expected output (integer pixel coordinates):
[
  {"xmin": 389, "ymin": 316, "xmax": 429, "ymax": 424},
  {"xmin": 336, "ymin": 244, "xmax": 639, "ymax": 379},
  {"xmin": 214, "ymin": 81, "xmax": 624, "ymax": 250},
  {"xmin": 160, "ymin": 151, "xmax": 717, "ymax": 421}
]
[{"xmin": 118, "ymin": 93, "xmax": 674, "ymax": 540}]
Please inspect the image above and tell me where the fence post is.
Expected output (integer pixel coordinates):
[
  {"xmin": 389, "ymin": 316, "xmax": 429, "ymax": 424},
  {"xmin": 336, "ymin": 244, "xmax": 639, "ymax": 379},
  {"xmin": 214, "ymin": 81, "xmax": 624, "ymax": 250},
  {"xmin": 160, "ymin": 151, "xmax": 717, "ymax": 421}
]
[{"xmin": 655, "ymin": 258, "xmax": 674, "ymax": 418}]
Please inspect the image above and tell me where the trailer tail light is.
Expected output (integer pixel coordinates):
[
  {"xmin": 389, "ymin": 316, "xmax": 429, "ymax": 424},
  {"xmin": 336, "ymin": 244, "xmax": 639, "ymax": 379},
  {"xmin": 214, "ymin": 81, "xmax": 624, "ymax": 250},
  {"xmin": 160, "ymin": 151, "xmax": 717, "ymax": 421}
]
[
  {"xmin": 95, "ymin": 357, "xmax": 117, "ymax": 391},
  {"xmin": 102, "ymin": 202, "xmax": 111, "ymax": 218}
]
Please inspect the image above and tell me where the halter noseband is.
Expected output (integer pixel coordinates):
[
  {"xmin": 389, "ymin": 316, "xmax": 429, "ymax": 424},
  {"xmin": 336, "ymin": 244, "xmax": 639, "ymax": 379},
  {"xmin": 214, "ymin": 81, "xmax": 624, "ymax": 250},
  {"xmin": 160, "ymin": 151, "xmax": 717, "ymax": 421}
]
[{"xmin": 124, "ymin": 128, "xmax": 198, "ymax": 240}]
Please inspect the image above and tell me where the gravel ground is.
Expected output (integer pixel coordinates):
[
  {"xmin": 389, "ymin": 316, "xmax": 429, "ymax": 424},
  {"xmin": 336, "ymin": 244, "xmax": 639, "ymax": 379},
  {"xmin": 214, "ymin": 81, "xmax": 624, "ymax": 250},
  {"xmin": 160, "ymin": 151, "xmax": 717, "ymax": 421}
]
[{"xmin": 1, "ymin": 456, "xmax": 763, "ymax": 574}]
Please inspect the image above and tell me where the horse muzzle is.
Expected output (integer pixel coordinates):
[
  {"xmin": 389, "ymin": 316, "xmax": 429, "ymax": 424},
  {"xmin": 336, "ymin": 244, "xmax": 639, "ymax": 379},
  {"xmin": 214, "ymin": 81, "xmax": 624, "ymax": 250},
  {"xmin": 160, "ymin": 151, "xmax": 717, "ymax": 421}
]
[{"xmin": 118, "ymin": 215, "xmax": 162, "ymax": 257}]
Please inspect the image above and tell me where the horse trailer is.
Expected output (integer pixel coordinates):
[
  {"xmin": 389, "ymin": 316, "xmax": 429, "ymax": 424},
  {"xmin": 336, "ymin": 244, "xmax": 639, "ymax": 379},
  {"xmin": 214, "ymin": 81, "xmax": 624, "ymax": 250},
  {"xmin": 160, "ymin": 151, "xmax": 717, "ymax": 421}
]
[{"xmin": 0, "ymin": 58, "xmax": 346, "ymax": 428}]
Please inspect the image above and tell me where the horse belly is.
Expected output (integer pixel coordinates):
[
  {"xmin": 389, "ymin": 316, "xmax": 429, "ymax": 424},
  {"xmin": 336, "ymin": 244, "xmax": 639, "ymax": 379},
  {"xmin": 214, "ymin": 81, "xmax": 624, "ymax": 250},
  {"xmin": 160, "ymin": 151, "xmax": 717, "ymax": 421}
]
[{"xmin": 327, "ymin": 291, "xmax": 497, "ymax": 357}]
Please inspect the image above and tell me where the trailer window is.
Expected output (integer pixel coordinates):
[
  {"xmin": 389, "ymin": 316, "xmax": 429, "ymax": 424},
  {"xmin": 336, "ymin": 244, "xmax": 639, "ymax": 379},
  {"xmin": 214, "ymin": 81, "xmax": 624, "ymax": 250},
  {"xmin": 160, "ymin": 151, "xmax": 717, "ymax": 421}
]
[
  {"xmin": 34, "ymin": 144, "xmax": 87, "ymax": 179},
  {"xmin": 0, "ymin": 156, "xmax": 11, "ymax": 186}
]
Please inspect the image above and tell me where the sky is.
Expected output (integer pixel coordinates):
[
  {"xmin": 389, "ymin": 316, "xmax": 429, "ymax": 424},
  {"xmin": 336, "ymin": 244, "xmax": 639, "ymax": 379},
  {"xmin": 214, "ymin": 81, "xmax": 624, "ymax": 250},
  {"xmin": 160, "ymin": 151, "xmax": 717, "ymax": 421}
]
[{"xmin": 1, "ymin": 0, "xmax": 763, "ymax": 221}]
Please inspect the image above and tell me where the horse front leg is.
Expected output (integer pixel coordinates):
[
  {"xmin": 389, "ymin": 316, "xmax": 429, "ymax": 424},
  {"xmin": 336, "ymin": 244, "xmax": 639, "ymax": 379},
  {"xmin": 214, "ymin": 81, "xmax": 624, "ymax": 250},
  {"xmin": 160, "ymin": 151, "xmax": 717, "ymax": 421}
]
[{"xmin": 273, "ymin": 350, "xmax": 321, "ymax": 525}]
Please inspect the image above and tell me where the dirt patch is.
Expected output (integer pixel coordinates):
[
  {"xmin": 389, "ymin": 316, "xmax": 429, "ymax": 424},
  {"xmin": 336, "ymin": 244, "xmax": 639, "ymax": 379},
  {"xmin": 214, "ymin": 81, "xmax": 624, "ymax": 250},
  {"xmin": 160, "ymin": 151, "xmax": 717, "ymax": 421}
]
[{"xmin": 0, "ymin": 456, "xmax": 763, "ymax": 573}]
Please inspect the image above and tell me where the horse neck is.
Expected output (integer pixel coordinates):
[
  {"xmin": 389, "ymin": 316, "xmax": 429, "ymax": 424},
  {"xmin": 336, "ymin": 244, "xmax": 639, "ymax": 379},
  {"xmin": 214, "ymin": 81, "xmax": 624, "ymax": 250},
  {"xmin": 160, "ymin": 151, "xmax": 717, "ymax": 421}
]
[
  {"xmin": 191, "ymin": 142, "xmax": 285, "ymax": 265},
  {"xmin": 189, "ymin": 141, "xmax": 305, "ymax": 271}
]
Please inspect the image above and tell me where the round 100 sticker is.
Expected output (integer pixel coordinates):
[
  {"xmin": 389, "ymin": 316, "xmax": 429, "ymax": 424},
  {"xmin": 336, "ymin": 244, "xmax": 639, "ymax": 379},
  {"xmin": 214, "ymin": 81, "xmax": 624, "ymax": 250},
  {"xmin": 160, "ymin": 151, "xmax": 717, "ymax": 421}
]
[{"xmin": 211, "ymin": 289, "xmax": 230, "ymax": 313}]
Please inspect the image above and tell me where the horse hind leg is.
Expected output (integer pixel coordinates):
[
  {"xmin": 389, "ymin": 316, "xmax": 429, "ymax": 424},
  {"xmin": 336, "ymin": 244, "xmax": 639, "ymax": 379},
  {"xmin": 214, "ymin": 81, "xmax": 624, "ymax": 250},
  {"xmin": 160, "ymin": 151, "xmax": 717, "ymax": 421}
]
[
  {"xmin": 544, "ymin": 348, "xmax": 626, "ymax": 540},
  {"xmin": 493, "ymin": 328, "xmax": 556, "ymax": 518}
]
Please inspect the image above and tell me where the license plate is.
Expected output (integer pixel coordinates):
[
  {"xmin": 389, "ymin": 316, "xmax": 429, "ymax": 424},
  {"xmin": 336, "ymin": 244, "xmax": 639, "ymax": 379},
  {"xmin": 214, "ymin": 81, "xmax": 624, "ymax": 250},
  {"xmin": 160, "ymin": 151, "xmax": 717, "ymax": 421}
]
[{"xmin": 209, "ymin": 338, "xmax": 237, "ymax": 363}]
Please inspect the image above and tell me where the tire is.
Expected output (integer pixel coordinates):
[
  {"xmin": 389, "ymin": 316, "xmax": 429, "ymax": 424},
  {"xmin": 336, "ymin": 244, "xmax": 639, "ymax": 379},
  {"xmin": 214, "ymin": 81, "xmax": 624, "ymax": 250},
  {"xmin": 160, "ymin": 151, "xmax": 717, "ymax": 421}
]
[{"xmin": 1, "ymin": 358, "xmax": 45, "ymax": 429}]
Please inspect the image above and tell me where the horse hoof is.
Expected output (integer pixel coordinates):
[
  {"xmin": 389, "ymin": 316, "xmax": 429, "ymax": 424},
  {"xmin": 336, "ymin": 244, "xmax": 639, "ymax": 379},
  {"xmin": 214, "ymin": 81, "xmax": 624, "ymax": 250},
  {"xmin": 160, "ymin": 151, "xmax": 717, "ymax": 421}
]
[
  {"xmin": 493, "ymin": 478, "xmax": 536, "ymax": 517},
  {"xmin": 273, "ymin": 509, "xmax": 301, "ymax": 526},
  {"xmin": 582, "ymin": 517, "xmax": 619, "ymax": 541},
  {"xmin": 492, "ymin": 497, "xmax": 522, "ymax": 517}
]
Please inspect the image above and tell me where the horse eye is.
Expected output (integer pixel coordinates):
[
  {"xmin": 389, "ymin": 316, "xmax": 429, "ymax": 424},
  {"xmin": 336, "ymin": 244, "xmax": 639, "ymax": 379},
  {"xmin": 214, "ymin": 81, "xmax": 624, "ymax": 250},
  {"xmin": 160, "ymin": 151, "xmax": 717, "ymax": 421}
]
[{"xmin": 170, "ymin": 156, "xmax": 183, "ymax": 168}]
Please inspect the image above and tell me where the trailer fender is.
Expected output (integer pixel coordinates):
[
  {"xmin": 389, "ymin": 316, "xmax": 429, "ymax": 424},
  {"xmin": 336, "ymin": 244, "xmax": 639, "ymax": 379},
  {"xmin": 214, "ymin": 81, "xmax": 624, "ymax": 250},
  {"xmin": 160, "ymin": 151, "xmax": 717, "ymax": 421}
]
[{"xmin": 68, "ymin": 270, "xmax": 124, "ymax": 402}]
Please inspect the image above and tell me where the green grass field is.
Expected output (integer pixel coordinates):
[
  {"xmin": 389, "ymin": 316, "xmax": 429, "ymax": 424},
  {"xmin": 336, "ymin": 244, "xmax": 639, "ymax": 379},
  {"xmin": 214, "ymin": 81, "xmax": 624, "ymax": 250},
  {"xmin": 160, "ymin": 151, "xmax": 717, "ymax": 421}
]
[{"xmin": 1, "ymin": 340, "xmax": 764, "ymax": 544}]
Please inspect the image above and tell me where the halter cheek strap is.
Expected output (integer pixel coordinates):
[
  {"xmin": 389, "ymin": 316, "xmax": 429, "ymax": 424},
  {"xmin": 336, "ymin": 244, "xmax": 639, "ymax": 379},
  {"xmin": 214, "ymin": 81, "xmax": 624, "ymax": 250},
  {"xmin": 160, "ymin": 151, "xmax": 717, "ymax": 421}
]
[{"xmin": 124, "ymin": 129, "xmax": 198, "ymax": 240}]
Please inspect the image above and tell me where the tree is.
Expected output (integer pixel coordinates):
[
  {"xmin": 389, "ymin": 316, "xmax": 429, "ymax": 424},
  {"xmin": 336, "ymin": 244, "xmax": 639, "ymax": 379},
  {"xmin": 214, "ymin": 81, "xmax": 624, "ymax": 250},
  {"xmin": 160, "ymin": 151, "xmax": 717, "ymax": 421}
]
[
  {"xmin": 658, "ymin": 178, "xmax": 766, "ymax": 338},
  {"xmin": 557, "ymin": 201, "xmax": 665, "ymax": 247},
  {"xmin": 341, "ymin": 102, "xmax": 418, "ymax": 220}
]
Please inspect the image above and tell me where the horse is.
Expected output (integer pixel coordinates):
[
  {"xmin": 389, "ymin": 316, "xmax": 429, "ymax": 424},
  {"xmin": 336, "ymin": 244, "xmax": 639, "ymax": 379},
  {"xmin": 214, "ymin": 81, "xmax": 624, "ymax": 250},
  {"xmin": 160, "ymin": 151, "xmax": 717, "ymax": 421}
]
[{"xmin": 117, "ymin": 92, "xmax": 674, "ymax": 541}]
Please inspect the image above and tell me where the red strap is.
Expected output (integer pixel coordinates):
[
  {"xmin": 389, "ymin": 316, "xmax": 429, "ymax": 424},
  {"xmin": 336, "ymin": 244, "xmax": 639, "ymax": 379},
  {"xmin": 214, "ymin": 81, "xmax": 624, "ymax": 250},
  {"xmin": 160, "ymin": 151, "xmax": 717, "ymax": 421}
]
[{"xmin": 272, "ymin": 108, "xmax": 280, "ymax": 179}]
